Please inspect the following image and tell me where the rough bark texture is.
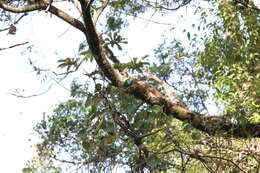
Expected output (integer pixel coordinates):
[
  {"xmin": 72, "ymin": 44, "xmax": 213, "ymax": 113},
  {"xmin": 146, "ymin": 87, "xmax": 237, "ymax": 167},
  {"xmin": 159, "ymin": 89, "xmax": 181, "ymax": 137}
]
[{"xmin": 0, "ymin": 0, "xmax": 259, "ymax": 138}]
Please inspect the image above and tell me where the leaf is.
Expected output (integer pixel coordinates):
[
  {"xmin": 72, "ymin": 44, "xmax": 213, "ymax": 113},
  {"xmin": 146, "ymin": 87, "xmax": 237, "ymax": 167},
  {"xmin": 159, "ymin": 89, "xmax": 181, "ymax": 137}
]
[
  {"xmin": 97, "ymin": 118, "xmax": 106, "ymax": 130},
  {"xmin": 116, "ymin": 43, "xmax": 122, "ymax": 50},
  {"xmin": 152, "ymin": 105, "xmax": 162, "ymax": 114},
  {"xmin": 104, "ymin": 121, "xmax": 115, "ymax": 133},
  {"xmin": 95, "ymin": 83, "xmax": 102, "ymax": 92},
  {"xmin": 191, "ymin": 131, "xmax": 201, "ymax": 140},
  {"xmin": 22, "ymin": 168, "xmax": 35, "ymax": 173},
  {"xmin": 78, "ymin": 41, "xmax": 87, "ymax": 51},
  {"xmin": 103, "ymin": 135, "xmax": 116, "ymax": 144},
  {"xmin": 82, "ymin": 140, "xmax": 91, "ymax": 152},
  {"xmin": 187, "ymin": 32, "xmax": 191, "ymax": 40}
]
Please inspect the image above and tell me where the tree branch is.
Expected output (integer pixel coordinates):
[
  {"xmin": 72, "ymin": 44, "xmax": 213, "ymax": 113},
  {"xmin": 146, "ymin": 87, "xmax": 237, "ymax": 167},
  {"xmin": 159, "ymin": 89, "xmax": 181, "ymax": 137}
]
[
  {"xmin": 0, "ymin": 1, "xmax": 46, "ymax": 12},
  {"xmin": 0, "ymin": 13, "xmax": 27, "ymax": 33},
  {"xmin": 0, "ymin": 1, "xmax": 86, "ymax": 33},
  {"xmin": 138, "ymin": 127, "xmax": 168, "ymax": 139},
  {"xmin": 146, "ymin": 74, "xmax": 180, "ymax": 103},
  {"xmin": 78, "ymin": 0, "xmax": 125, "ymax": 86},
  {"xmin": 149, "ymin": 148, "xmax": 246, "ymax": 173},
  {"xmin": 93, "ymin": 0, "xmax": 109, "ymax": 26},
  {"xmin": 48, "ymin": 5, "xmax": 86, "ymax": 33},
  {"xmin": 0, "ymin": 41, "xmax": 28, "ymax": 51},
  {"xmin": 234, "ymin": 0, "xmax": 260, "ymax": 11}
]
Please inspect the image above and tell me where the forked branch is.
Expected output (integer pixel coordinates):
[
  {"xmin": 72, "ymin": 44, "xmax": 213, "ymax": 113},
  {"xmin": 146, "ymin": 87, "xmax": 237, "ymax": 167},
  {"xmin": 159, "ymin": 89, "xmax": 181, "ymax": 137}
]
[{"xmin": 0, "ymin": 0, "xmax": 259, "ymax": 138}]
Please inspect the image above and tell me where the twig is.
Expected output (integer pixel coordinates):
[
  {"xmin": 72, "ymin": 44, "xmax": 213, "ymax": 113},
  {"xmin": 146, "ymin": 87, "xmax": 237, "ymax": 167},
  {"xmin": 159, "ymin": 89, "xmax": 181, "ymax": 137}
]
[
  {"xmin": 149, "ymin": 147, "xmax": 246, "ymax": 173},
  {"xmin": 93, "ymin": 0, "xmax": 109, "ymax": 26},
  {"xmin": 0, "ymin": 41, "xmax": 28, "ymax": 51},
  {"xmin": 0, "ymin": 13, "xmax": 28, "ymax": 32},
  {"xmin": 235, "ymin": 0, "xmax": 260, "ymax": 11},
  {"xmin": 146, "ymin": 74, "xmax": 179, "ymax": 103},
  {"xmin": 138, "ymin": 127, "xmax": 168, "ymax": 138},
  {"xmin": 7, "ymin": 85, "xmax": 52, "ymax": 98}
]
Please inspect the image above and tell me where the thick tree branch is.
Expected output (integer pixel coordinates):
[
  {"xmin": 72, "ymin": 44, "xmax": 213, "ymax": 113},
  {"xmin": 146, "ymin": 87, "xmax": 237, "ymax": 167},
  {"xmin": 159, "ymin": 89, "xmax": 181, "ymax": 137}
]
[
  {"xmin": 0, "ymin": 1, "xmax": 86, "ymax": 33},
  {"xmin": 127, "ymin": 79, "xmax": 260, "ymax": 137},
  {"xmin": 0, "ymin": 1, "xmax": 46, "ymax": 12},
  {"xmin": 48, "ymin": 5, "xmax": 86, "ymax": 33},
  {"xmin": 78, "ymin": 0, "xmax": 125, "ymax": 86}
]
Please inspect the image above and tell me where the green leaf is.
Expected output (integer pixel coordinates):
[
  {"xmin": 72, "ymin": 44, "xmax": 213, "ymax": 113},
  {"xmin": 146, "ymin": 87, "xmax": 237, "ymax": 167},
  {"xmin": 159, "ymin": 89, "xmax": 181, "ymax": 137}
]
[
  {"xmin": 191, "ymin": 131, "xmax": 201, "ymax": 140},
  {"xmin": 152, "ymin": 105, "xmax": 162, "ymax": 114},
  {"xmin": 103, "ymin": 135, "xmax": 116, "ymax": 144},
  {"xmin": 187, "ymin": 32, "xmax": 191, "ymax": 40},
  {"xmin": 22, "ymin": 168, "xmax": 35, "ymax": 173},
  {"xmin": 95, "ymin": 83, "xmax": 102, "ymax": 92},
  {"xmin": 82, "ymin": 140, "xmax": 91, "ymax": 152}
]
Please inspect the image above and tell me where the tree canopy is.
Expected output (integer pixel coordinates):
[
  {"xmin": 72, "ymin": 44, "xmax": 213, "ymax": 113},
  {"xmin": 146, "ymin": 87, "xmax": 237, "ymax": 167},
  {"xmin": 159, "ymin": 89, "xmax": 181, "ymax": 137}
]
[{"xmin": 0, "ymin": 0, "xmax": 259, "ymax": 172}]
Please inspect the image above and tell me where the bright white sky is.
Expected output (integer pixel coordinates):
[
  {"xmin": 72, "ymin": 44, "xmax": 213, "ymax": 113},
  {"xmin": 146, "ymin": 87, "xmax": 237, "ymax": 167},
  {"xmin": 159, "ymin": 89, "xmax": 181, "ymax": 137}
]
[{"xmin": 0, "ymin": 3, "xmax": 199, "ymax": 172}]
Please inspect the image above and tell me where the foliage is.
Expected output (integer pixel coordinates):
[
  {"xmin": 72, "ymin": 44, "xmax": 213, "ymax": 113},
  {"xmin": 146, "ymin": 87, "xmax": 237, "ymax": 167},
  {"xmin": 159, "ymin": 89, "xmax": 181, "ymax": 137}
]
[
  {"xmin": 196, "ymin": 0, "xmax": 260, "ymax": 122},
  {"xmin": 31, "ymin": 83, "xmax": 260, "ymax": 172}
]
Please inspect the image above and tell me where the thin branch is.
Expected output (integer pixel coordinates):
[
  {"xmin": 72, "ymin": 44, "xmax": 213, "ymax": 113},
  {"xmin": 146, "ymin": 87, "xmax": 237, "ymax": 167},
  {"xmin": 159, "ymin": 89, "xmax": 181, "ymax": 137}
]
[
  {"xmin": 0, "ymin": 41, "xmax": 28, "ymax": 51},
  {"xmin": 146, "ymin": 73, "xmax": 179, "ymax": 103},
  {"xmin": 14, "ymin": 12, "xmax": 28, "ymax": 24},
  {"xmin": 8, "ymin": 69, "xmax": 69, "ymax": 98},
  {"xmin": 138, "ymin": 127, "xmax": 168, "ymax": 138},
  {"xmin": 72, "ymin": 0, "xmax": 82, "ymax": 14},
  {"xmin": 0, "ymin": 13, "xmax": 28, "ymax": 32},
  {"xmin": 143, "ymin": 0, "xmax": 192, "ymax": 11},
  {"xmin": 234, "ymin": 0, "xmax": 260, "ymax": 11},
  {"xmin": 182, "ymin": 61, "xmax": 210, "ymax": 113},
  {"xmin": 8, "ymin": 85, "xmax": 52, "ymax": 98},
  {"xmin": 47, "ymin": 72, "xmax": 71, "ymax": 92},
  {"xmin": 93, "ymin": 0, "xmax": 109, "ymax": 26},
  {"xmin": 138, "ymin": 16, "xmax": 172, "ymax": 26},
  {"xmin": 149, "ymin": 147, "xmax": 246, "ymax": 173},
  {"xmin": 52, "ymin": 155, "xmax": 78, "ymax": 165},
  {"xmin": 104, "ymin": 97, "xmax": 137, "ymax": 138}
]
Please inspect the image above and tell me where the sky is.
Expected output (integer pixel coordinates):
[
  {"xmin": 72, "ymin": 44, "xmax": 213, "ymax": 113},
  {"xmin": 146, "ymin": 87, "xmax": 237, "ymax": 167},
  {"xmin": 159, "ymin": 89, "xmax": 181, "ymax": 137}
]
[
  {"xmin": 0, "ymin": 2, "xmax": 199, "ymax": 173},
  {"xmin": 0, "ymin": 12, "xmax": 80, "ymax": 172}
]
